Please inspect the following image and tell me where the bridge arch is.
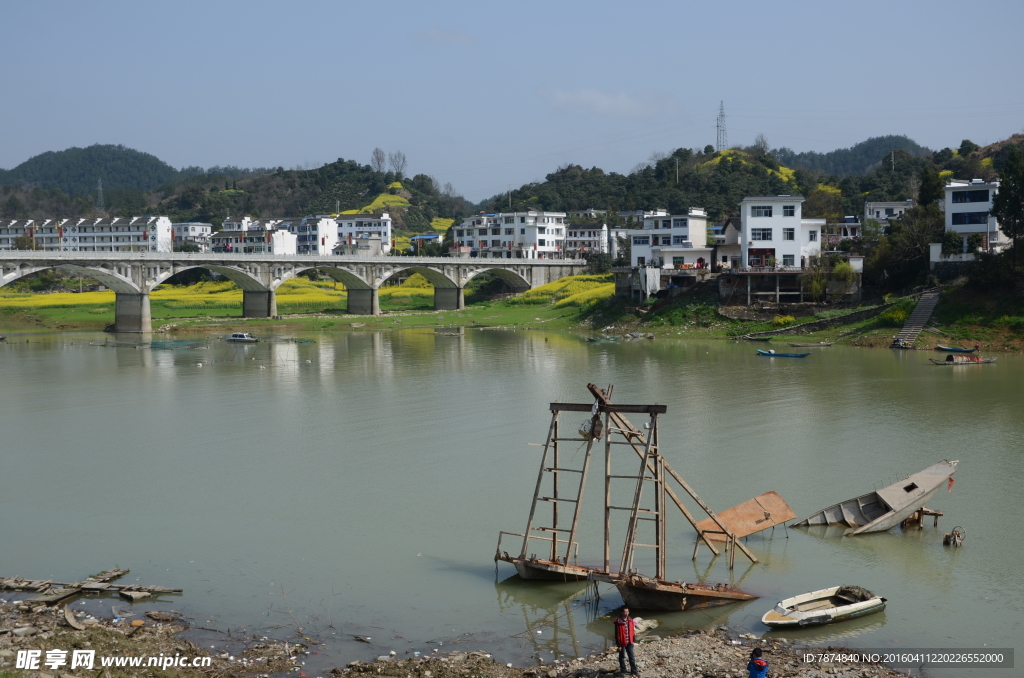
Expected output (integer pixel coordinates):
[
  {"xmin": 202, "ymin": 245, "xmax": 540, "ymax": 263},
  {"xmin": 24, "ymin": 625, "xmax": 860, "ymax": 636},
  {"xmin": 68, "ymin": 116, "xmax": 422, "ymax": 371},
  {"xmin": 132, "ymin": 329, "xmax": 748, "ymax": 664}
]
[
  {"xmin": 462, "ymin": 265, "xmax": 532, "ymax": 292},
  {"xmin": 377, "ymin": 265, "xmax": 458, "ymax": 289},
  {"xmin": 271, "ymin": 265, "xmax": 372, "ymax": 291},
  {"xmin": 0, "ymin": 262, "xmax": 140, "ymax": 293},
  {"xmin": 149, "ymin": 264, "xmax": 268, "ymax": 292}
]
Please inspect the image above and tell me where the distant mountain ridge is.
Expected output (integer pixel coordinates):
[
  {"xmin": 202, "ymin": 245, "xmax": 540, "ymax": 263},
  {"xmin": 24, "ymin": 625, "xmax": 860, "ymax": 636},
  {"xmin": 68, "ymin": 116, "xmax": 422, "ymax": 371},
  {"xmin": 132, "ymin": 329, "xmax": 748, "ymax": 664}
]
[
  {"xmin": 773, "ymin": 135, "xmax": 931, "ymax": 175},
  {"xmin": 0, "ymin": 144, "xmax": 270, "ymax": 196}
]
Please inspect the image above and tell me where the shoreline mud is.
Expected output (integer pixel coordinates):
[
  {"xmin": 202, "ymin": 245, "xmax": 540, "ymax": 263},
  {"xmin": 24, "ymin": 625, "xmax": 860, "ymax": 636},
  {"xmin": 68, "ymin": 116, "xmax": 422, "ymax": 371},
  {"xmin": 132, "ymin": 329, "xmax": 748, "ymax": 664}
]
[{"xmin": 1, "ymin": 602, "xmax": 909, "ymax": 678}]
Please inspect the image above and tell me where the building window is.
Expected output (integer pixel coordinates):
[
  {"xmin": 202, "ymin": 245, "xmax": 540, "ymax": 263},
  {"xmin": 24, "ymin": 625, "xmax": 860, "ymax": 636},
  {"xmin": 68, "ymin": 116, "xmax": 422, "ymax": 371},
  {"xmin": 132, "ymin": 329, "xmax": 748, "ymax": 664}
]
[
  {"xmin": 672, "ymin": 256, "xmax": 685, "ymax": 265},
  {"xmin": 661, "ymin": 236, "xmax": 671, "ymax": 245},
  {"xmin": 456, "ymin": 230, "xmax": 464, "ymax": 237},
  {"xmin": 783, "ymin": 205, "xmax": 795, "ymax": 217},
  {"xmin": 504, "ymin": 228, "xmax": 514, "ymax": 235},
  {"xmin": 491, "ymin": 228, "xmax": 500, "ymax": 235},
  {"xmin": 504, "ymin": 217, "xmax": 514, "ymax": 224},
  {"xmin": 478, "ymin": 229, "xmax": 487, "ymax": 236},
  {"xmin": 521, "ymin": 228, "xmax": 526, "ymax": 234},
  {"xmin": 633, "ymin": 236, "xmax": 650, "ymax": 245},
  {"xmin": 952, "ymin": 212, "xmax": 989, "ymax": 225},
  {"xmin": 538, "ymin": 227, "xmax": 546, "ymax": 234},
  {"xmin": 751, "ymin": 206, "xmax": 773, "ymax": 217},
  {"xmin": 492, "ymin": 239, "xmax": 501, "ymax": 247},
  {"xmin": 538, "ymin": 239, "xmax": 546, "ymax": 247},
  {"xmin": 672, "ymin": 218, "xmax": 687, "ymax": 228},
  {"xmin": 722, "ymin": 255, "xmax": 729, "ymax": 263},
  {"xmin": 951, "ymin": 190, "xmax": 989, "ymax": 203},
  {"xmin": 782, "ymin": 227, "xmax": 795, "ymax": 241},
  {"xmin": 520, "ymin": 217, "xmax": 525, "ymax": 223},
  {"xmin": 672, "ymin": 235, "xmax": 688, "ymax": 245},
  {"xmin": 750, "ymin": 228, "xmax": 773, "ymax": 241},
  {"xmin": 808, "ymin": 231, "xmax": 818, "ymax": 241},
  {"xmin": 782, "ymin": 254, "xmax": 795, "ymax": 266}
]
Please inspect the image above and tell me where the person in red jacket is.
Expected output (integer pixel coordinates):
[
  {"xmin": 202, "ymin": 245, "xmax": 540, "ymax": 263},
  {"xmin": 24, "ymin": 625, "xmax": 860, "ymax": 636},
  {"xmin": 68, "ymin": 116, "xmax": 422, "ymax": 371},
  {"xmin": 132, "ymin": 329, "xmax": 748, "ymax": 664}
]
[{"xmin": 613, "ymin": 607, "xmax": 638, "ymax": 675}]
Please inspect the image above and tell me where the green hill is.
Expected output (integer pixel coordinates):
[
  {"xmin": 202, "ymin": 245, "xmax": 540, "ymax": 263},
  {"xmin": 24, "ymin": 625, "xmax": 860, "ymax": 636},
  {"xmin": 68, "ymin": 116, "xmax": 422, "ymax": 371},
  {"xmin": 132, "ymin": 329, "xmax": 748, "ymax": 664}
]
[
  {"xmin": 0, "ymin": 144, "xmax": 183, "ymax": 195},
  {"xmin": 774, "ymin": 135, "xmax": 931, "ymax": 175}
]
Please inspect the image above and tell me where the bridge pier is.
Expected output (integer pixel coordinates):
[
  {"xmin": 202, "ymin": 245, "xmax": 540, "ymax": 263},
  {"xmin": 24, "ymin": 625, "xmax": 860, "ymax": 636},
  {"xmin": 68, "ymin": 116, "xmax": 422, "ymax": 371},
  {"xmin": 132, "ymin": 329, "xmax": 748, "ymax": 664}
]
[
  {"xmin": 114, "ymin": 292, "xmax": 152, "ymax": 333},
  {"xmin": 347, "ymin": 288, "xmax": 380, "ymax": 316},
  {"xmin": 433, "ymin": 287, "xmax": 465, "ymax": 311},
  {"xmin": 243, "ymin": 290, "xmax": 277, "ymax": 318}
]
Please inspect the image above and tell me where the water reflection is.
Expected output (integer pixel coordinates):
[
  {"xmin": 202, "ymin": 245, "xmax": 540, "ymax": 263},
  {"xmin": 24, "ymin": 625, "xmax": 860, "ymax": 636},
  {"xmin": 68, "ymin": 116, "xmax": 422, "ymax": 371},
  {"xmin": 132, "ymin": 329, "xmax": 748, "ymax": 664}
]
[{"xmin": 494, "ymin": 575, "xmax": 599, "ymax": 662}]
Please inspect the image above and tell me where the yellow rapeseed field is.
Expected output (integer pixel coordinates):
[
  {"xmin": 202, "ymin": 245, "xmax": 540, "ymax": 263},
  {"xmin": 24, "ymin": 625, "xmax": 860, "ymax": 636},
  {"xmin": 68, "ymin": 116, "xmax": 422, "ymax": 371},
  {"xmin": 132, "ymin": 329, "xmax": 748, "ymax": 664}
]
[{"xmin": 508, "ymin": 274, "xmax": 612, "ymax": 305}]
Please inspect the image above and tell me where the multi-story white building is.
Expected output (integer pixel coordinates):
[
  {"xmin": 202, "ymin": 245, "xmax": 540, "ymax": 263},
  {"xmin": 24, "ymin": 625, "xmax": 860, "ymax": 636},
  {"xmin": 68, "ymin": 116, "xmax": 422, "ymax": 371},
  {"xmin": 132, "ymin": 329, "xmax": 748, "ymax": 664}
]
[
  {"xmin": 334, "ymin": 213, "xmax": 393, "ymax": 255},
  {"xmin": 567, "ymin": 208, "xmax": 607, "ymax": 220},
  {"xmin": 865, "ymin": 199, "xmax": 913, "ymax": 222},
  {"xmin": 211, "ymin": 220, "xmax": 296, "ymax": 254},
  {"xmin": 943, "ymin": 179, "xmax": 1004, "ymax": 250},
  {"xmin": 172, "ymin": 222, "xmax": 213, "ymax": 250},
  {"xmin": 280, "ymin": 216, "xmax": 338, "ymax": 256},
  {"xmin": 565, "ymin": 223, "xmax": 608, "ymax": 259},
  {"xmin": 0, "ymin": 217, "xmax": 172, "ymax": 252},
  {"xmin": 739, "ymin": 196, "xmax": 822, "ymax": 269},
  {"xmin": 453, "ymin": 210, "xmax": 566, "ymax": 259},
  {"xmin": 626, "ymin": 208, "xmax": 712, "ymax": 269}
]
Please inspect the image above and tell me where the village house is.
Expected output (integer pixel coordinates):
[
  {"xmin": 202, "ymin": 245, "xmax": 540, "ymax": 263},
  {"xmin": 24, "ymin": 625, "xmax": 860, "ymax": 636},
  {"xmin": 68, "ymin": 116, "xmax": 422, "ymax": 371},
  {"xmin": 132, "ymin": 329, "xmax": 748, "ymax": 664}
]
[
  {"xmin": 452, "ymin": 210, "xmax": 566, "ymax": 259},
  {"xmin": 333, "ymin": 213, "xmax": 393, "ymax": 255},
  {"xmin": 929, "ymin": 178, "xmax": 1005, "ymax": 272},
  {"xmin": 212, "ymin": 217, "xmax": 296, "ymax": 254},
  {"xmin": 0, "ymin": 217, "xmax": 173, "ymax": 252},
  {"xmin": 171, "ymin": 222, "xmax": 212, "ymax": 251},
  {"xmin": 865, "ymin": 199, "xmax": 913, "ymax": 222},
  {"xmin": 626, "ymin": 208, "xmax": 712, "ymax": 270},
  {"xmin": 564, "ymin": 223, "xmax": 609, "ymax": 259},
  {"xmin": 709, "ymin": 217, "xmax": 742, "ymax": 269}
]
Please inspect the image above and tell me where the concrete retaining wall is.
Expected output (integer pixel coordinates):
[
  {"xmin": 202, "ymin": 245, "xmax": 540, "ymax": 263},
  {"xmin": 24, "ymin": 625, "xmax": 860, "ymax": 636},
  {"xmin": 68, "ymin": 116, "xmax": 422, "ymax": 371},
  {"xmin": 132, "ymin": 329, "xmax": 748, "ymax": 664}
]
[{"xmin": 743, "ymin": 302, "xmax": 894, "ymax": 337}]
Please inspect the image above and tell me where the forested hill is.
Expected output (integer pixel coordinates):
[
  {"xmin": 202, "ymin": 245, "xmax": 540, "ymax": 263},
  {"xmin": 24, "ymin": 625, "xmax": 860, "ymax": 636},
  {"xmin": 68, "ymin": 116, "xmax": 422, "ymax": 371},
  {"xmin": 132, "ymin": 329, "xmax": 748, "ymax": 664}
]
[
  {"xmin": 773, "ymin": 135, "xmax": 931, "ymax": 175},
  {"xmin": 0, "ymin": 144, "xmax": 184, "ymax": 195}
]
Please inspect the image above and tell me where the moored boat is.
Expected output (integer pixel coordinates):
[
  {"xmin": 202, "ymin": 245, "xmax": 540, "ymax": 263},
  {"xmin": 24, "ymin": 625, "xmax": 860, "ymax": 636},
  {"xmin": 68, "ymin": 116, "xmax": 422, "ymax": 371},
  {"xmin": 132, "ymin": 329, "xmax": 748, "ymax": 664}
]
[
  {"xmin": 788, "ymin": 342, "xmax": 832, "ymax": 347},
  {"xmin": 761, "ymin": 585, "xmax": 885, "ymax": 628},
  {"xmin": 930, "ymin": 354, "xmax": 996, "ymax": 365},
  {"xmin": 757, "ymin": 349, "xmax": 810, "ymax": 358},
  {"xmin": 743, "ymin": 336, "xmax": 771, "ymax": 341},
  {"xmin": 226, "ymin": 332, "xmax": 259, "ymax": 343},
  {"xmin": 593, "ymin": 573, "xmax": 757, "ymax": 611},
  {"xmin": 795, "ymin": 460, "xmax": 958, "ymax": 535},
  {"xmin": 935, "ymin": 345, "xmax": 978, "ymax": 353}
]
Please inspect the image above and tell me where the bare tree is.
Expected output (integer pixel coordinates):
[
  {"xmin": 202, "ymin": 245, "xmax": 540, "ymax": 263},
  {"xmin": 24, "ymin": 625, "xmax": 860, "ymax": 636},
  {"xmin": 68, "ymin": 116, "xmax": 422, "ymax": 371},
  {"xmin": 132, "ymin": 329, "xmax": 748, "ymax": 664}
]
[
  {"xmin": 753, "ymin": 134, "xmax": 770, "ymax": 154},
  {"xmin": 371, "ymin": 148, "xmax": 386, "ymax": 173},
  {"xmin": 388, "ymin": 151, "xmax": 407, "ymax": 177},
  {"xmin": 442, "ymin": 182, "xmax": 457, "ymax": 198}
]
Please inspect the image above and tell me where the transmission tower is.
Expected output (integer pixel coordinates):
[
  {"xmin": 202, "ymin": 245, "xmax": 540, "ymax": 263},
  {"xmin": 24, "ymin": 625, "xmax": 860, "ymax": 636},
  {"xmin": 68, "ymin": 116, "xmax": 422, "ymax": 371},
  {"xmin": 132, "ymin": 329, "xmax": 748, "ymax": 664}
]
[
  {"xmin": 96, "ymin": 178, "xmax": 105, "ymax": 213},
  {"xmin": 716, "ymin": 101, "xmax": 728, "ymax": 152}
]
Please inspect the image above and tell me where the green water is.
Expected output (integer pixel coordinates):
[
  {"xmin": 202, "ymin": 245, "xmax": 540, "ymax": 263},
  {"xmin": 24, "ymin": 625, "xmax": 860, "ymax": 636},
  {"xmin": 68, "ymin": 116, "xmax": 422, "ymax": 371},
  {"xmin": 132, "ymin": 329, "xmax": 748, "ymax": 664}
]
[{"xmin": 0, "ymin": 330, "xmax": 1020, "ymax": 675}]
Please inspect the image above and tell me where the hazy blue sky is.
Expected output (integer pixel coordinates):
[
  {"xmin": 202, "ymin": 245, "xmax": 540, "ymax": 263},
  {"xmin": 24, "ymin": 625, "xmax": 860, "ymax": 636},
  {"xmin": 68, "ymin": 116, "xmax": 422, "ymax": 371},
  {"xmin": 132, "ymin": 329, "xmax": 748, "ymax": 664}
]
[{"xmin": 3, "ymin": 0, "xmax": 1022, "ymax": 200}]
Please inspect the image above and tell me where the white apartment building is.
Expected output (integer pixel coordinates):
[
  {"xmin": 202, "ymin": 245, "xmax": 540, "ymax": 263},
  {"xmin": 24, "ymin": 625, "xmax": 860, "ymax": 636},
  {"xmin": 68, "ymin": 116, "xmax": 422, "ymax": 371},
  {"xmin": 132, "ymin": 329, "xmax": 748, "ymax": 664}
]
[
  {"xmin": 626, "ymin": 208, "xmax": 712, "ymax": 269},
  {"xmin": 172, "ymin": 222, "xmax": 212, "ymax": 250},
  {"xmin": 739, "ymin": 196, "xmax": 822, "ymax": 269},
  {"xmin": 334, "ymin": 213, "xmax": 393, "ymax": 255},
  {"xmin": 943, "ymin": 179, "xmax": 1004, "ymax": 250},
  {"xmin": 865, "ymin": 199, "xmax": 913, "ymax": 221},
  {"xmin": 280, "ymin": 216, "xmax": 339, "ymax": 256},
  {"xmin": 567, "ymin": 208, "xmax": 608, "ymax": 220},
  {"xmin": 0, "ymin": 217, "xmax": 172, "ymax": 252},
  {"xmin": 709, "ymin": 217, "xmax": 742, "ymax": 268},
  {"xmin": 565, "ymin": 223, "xmax": 608, "ymax": 259},
  {"xmin": 211, "ymin": 221, "xmax": 297, "ymax": 254},
  {"xmin": 453, "ymin": 210, "xmax": 566, "ymax": 259}
]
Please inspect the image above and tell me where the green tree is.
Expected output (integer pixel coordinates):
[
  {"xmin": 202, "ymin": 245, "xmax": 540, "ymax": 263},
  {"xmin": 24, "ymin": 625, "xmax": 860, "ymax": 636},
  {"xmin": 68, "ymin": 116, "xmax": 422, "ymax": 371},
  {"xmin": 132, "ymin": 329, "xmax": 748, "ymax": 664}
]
[
  {"xmin": 959, "ymin": 139, "xmax": 980, "ymax": 156},
  {"xmin": 173, "ymin": 241, "xmax": 201, "ymax": 252},
  {"xmin": 918, "ymin": 167, "xmax": 944, "ymax": 206},
  {"xmin": 942, "ymin": 229, "xmax": 963, "ymax": 255},
  {"xmin": 991, "ymin": 145, "xmax": 1024, "ymax": 261},
  {"xmin": 12, "ymin": 235, "xmax": 34, "ymax": 250},
  {"xmin": 703, "ymin": 145, "xmax": 715, "ymax": 155},
  {"xmin": 586, "ymin": 252, "xmax": 612, "ymax": 274}
]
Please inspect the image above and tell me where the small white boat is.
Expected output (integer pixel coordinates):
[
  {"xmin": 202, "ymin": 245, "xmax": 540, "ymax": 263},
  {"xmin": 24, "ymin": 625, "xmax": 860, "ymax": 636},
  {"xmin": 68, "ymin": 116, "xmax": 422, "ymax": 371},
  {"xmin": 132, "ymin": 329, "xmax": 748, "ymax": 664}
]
[
  {"xmin": 226, "ymin": 332, "xmax": 259, "ymax": 343},
  {"xmin": 761, "ymin": 585, "xmax": 886, "ymax": 628}
]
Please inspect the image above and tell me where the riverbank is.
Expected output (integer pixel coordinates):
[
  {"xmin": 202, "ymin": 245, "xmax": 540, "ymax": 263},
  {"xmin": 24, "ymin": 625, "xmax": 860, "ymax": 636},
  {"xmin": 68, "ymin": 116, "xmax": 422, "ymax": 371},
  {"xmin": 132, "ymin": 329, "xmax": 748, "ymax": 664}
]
[
  {"xmin": 0, "ymin": 602, "xmax": 906, "ymax": 678},
  {"xmin": 3, "ymin": 275, "xmax": 1023, "ymax": 353}
]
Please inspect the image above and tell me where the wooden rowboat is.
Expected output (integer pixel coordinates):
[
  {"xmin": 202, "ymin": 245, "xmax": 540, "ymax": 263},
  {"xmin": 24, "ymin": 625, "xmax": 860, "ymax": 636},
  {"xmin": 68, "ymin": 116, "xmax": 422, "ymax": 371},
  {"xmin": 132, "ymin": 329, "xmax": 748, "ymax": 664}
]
[
  {"xmin": 741, "ymin": 336, "xmax": 771, "ymax": 341},
  {"xmin": 930, "ymin": 354, "xmax": 995, "ymax": 365},
  {"xmin": 935, "ymin": 345, "xmax": 978, "ymax": 353},
  {"xmin": 788, "ymin": 342, "xmax": 832, "ymax": 347},
  {"xmin": 761, "ymin": 585, "xmax": 886, "ymax": 628},
  {"xmin": 757, "ymin": 350, "xmax": 810, "ymax": 358},
  {"xmin": 795, "ymin": 460, "xmax": 958, "ymax": 535}
]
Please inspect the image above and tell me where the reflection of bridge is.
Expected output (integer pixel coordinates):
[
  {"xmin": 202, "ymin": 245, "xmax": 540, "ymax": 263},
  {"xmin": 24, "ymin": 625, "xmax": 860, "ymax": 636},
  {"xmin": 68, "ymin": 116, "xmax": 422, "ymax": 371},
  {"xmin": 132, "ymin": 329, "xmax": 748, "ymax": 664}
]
[{"xmin": 0, "ymin": 252, "xmax": 585, "ymax": 332}]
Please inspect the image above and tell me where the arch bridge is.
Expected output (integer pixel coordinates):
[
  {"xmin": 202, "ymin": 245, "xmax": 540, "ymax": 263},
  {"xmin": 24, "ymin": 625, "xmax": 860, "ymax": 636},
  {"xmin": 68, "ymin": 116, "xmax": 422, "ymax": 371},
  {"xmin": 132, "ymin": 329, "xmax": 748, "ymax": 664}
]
[{"xmin": 0, "ymin": 252, "xmax": 586, "ymax": 332}]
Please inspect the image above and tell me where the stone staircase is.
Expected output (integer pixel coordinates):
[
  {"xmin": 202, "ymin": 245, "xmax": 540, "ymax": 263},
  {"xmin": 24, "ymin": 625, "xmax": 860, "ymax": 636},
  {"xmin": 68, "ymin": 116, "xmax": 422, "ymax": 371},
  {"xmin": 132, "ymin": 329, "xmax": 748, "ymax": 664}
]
[{"xmin": 893, "ymin": 289, "xmax": 941, "ymax": 346}]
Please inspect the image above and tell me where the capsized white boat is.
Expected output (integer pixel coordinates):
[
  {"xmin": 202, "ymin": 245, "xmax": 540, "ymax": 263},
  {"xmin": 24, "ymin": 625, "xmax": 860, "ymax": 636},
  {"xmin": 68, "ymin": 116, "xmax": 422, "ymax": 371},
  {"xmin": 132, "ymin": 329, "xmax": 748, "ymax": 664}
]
[
  {"xmin": 794, "ymin": 460, "xmax": 958, "ymax": 535},
  {"xmin": 761, "ymin": 585, "xmax": 885, "ymax": 628}
]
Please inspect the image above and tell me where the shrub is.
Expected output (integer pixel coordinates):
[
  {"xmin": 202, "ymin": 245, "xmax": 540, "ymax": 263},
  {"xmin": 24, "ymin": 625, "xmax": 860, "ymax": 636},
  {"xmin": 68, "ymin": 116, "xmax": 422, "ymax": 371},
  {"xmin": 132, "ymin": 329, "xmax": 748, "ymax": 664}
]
[
  {"xmin": 997, "ymin": 315, "xmax": 1024, "ymax": 332},
  {"xmin": 878, "ymin": 307, "xmax": 909, "ymax": 327},
  {"xmin": 772, "ymin": 315, "xmax": 796, "ymax": 326}
]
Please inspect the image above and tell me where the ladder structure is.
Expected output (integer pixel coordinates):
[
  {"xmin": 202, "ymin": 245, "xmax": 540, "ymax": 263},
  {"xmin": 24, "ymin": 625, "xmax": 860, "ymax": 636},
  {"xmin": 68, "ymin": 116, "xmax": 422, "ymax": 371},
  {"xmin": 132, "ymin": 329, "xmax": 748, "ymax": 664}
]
[{"xmin": 893, "ymin": 290, "xmax": 941, "ymax": 346}]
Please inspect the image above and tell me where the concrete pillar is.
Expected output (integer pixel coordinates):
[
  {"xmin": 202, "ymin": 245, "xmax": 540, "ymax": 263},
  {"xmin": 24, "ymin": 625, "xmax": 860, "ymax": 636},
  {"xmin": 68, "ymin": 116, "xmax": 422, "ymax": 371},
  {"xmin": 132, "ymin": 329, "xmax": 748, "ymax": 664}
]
[
  {"xmin": 432, "ymin": 286, "xmax": 460, "ymax": 311},
  {"xmin": 243, "ymin": 290, "xmax": 277, "ymax": 318},
  {"xmin": 348, "ymin": 288, "xmax": 380, "ymax": 316},
  {"xmin": 114, "ymin": 292, "xmax": 152, "ymax": 333}
]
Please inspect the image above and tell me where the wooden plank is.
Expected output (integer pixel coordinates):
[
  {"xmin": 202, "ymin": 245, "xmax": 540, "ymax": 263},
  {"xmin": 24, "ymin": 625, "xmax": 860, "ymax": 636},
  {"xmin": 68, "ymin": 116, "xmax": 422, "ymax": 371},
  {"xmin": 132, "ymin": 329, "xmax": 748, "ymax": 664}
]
[
  {"xmin": 694, "ymin": 491, "xmax": 796, "ymax": 541},
  {"xmin": 550, "ymin": 403, "xmax": 668, "ymax": 414}
]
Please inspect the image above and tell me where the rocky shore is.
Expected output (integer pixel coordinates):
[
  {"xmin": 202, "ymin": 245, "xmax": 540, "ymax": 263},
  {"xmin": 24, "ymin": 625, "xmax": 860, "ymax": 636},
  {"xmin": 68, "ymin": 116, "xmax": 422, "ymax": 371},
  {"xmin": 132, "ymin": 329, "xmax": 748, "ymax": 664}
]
[{"xmin": 2, "ymin": 601, "xmax": 908, "ymax": 678}]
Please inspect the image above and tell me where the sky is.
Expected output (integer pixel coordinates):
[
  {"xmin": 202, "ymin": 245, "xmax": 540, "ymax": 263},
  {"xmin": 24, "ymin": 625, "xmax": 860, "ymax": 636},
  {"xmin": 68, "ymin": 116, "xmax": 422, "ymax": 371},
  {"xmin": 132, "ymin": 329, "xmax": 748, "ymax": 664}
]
[{"xmin": 2, "ymin": 0, "xmax": 1023, "ymax": 202}]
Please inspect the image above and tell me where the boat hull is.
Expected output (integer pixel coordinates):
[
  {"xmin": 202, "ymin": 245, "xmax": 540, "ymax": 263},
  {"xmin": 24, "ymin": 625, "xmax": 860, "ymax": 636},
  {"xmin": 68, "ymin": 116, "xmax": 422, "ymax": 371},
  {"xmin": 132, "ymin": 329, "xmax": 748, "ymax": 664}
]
[
  {"xmin": 936, "ymin": 345, "xmax": 977, "ymax": 353},
  {"xmin": 757, "ymin": 350, "xmax": 810, "ymax": 358},
  {"xmin": 761, "ymin": 586, "xmax": 886, "ymax": 628},
  {"xmin": 504, "ymin": 557, "xmax": 595, "ymax": 581},
  {"xmin": 608, "ymin": 577, "xmax": 756, "ymax": 611}
]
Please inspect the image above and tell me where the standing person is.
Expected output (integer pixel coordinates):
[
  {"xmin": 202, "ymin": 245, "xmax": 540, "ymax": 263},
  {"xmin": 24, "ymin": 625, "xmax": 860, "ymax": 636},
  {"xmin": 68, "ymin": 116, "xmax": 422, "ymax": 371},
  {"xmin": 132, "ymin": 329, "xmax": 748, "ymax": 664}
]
[
  {"xmin": 613, "ymin": 606, "xmax": 638, "ymax": 676},
  {"xmin": 747, "ymin": 647, "xmax": 768, "ymax": 678}
]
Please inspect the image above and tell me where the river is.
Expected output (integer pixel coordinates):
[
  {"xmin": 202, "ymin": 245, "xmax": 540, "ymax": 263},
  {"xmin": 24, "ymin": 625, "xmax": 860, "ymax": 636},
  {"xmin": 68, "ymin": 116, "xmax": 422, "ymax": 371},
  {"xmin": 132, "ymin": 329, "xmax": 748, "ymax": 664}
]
[{"xmin": 1, "ymin": 329, "xmax": 1021, "ymax": 675}]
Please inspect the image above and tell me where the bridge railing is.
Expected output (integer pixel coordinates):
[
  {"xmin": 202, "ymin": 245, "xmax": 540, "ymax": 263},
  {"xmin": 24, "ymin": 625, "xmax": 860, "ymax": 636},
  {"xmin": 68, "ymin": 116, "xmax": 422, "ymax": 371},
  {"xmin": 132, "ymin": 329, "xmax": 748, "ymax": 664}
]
[{"xmin": 0, "ymin": 251, "xmax": 581, "ymax": 266}]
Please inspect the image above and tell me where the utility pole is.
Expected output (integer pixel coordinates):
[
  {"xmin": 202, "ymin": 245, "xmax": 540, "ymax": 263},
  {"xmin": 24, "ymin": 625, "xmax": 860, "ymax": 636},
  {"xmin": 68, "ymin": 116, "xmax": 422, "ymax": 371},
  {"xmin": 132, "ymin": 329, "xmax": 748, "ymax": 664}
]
[
  {"xmin": 508, "ymin": 186, "xmax": 512, "ymax": 210},
  {"xmin": 716, "ymin": 101, "xmax": 728, "ymax": 152},
  {"xmin": 96, "ymin": 178, "xmax": 105, "ymax": 213},
  {"xmin": 675, "ymin": 157, "xmax": 679, "ymax": 184}
]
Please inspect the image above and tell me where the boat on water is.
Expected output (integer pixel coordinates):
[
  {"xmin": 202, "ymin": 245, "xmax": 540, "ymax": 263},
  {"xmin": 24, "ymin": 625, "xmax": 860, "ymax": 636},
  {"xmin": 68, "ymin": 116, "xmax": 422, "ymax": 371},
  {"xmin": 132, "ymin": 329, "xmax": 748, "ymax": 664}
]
[
  {"xmin": 795, "ymin": 460, "xmax": 958, "ymax": 535},
  {"xmin": 788, "ymin": 342, "xmax": 832, "ymax": 347},
  {"xmin": 743, "ymin": 336, "xmax": 771, "ymax": 342},
  {"xmin": 935, "ymin": 345, "xmax": 978, "ymax": 353},
  {"xmin": 226, "ymin": 332, "xmax": 259, "ymax": 343},
  {"xmin": 604, "ymin": 573, "xmax": 756, "ymax": 611},
  {"xmin": 930, "ymin": 354, "xmax": 996, "ymax": 365},
  {"xmin": 757, "ymin": 349, "xmax": 810, "ymax": 358},
  {"xmin": 761, "ymin": 586, "xmax": 886, "ymax": 628}
]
